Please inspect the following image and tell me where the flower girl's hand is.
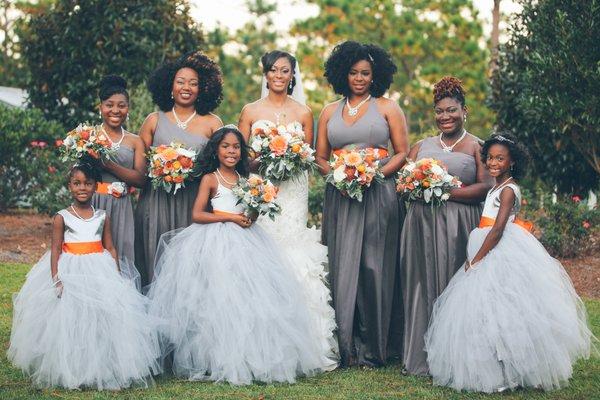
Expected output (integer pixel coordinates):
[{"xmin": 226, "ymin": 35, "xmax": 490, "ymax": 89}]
[
  {"xmin": 231, "ymin": 214, "xmax": 253, "ymax": 228},
  {"xmin": 53, "ymin": 279, "xmax": 63, "ymax": 298}
]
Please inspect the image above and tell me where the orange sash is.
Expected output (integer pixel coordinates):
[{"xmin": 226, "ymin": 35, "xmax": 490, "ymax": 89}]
[
  {"xmin": 332, "ymin": 148, "xmax": 389, "ymax": 159},
  {"xmin": 478, "ymin": 216, "xmax": 534, "ymax": 232},
  {"xmin": 96, "ymin": 182, "xmax": 135, "ymax": 197},
  {"xmin": 62, "ymin": 241, "xmax": 104, "ymax": 254}
]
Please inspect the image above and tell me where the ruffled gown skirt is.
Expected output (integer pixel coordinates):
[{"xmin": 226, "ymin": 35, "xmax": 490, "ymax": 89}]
[
  {"xmin": 147, "ymin": 222, "xmax": 325, "ymax": 385},
  {"xmin": 8, "ymin": 251, "xmax": 162, "ymax": 390},
  {"xmin": 424, "ymin": 224, "xmax": 593, "ymax": 392}
]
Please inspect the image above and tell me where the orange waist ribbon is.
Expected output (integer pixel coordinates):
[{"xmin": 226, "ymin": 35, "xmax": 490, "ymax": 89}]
[
  {"xmin": 213, "ymin": 210, "xmax": 243, "ymax": 217},
  {"xmin": 479, "ymin": 216, "xmax": 534, "ymax": 232},
  {"xmin": 62, "ymin": 241, "xmax": 104, "ymax": 254}
]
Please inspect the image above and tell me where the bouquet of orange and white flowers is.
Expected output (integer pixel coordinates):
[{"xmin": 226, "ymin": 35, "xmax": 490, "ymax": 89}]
[
  {"xmin": 396, "ymin": 158, "xmax": 462, "ymax": 206},
  {"xmin": 147, "ymin": 142, "xmax": 198, "ymax": 194},
  {"xmin": 232, "ymin": 174, "xmax": 281, "ymax": 220},
  {"xmin": 249, "ymin": 121, "xmax": 317, "ymax": 182},
  {"xmin": 60, "ymin": 124, "xmax": 114, "ymax": 162},
  {"xmin": 326, "ymin": 148, "xmax": 385, "ymax": 202}
]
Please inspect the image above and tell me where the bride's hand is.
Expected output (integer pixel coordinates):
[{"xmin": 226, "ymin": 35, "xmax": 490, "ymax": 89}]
[{"xmin": 231, "ymin": 214, "xmax": 253, "ymax": 228}]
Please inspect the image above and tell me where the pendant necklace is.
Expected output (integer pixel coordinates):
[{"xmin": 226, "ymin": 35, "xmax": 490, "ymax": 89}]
[
  {"xmin": 172, "ymin": 107, "xmax": 196, "ymax": 130},
  {"xmin": 346, "ymin": 95, "xmax": 371, "ymax": 117},
  {"xmin": 439, "ymin": 129, "xmax": 467, "ymax": 153}
]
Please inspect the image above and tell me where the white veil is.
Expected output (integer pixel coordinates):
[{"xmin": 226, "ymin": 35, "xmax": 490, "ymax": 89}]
[{"xmin": 261, "ymin": 60, "xmax": 307, "ymax": 106}]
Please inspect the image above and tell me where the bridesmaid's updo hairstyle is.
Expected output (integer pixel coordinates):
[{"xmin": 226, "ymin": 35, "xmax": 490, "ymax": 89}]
[
  {"xmin": 261, "ymin": 50, "xmax": 297, "ymax": 95},
  {"xmin": 198, "ymin": 125, "xmax": 249, "ymax": 177},
  {"xmin": 98, "ymin": 75, "xmax": 129, "ymax": 102},
  {"xmin": 147, "ymin": 50, "xmax": 223, "ymax": 115},
  {"xmin": 481, "ymin": 132, "xmax": 529, "ymax": 180},
  {"xmin": 324, "ymin": 40, "xmax": 397, "ymax": 98},
  {"xmin": 67, "ymin": 161, "xmax": 102, "ymax": 184},
  {"xmin": 433, "ymin": 76, "xmax": 466, "ymax": 107}
]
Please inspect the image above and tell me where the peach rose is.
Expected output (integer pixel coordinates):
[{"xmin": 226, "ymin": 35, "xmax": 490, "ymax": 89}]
[{"xmin": 162, "ymin": 147, "xmax": 179, "ymax": 161}]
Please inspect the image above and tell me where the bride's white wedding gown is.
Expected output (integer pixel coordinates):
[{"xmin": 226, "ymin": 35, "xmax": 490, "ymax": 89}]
[{"xmin": 252, "ymin": 120, "xmax": 339, "ymax": 370}]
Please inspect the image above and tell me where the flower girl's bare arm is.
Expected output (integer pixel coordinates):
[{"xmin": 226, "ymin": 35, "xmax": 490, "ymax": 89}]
[{"xmin": 50, "ymin": 214, "xmax": 65, "ymax": 282}]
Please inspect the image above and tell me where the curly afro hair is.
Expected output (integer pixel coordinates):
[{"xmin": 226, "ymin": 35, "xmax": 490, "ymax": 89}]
[
  {"xmin": 198, "ymin": 125, "xmax": 249, "ymax": 177},
  {"xmin": 261, "ymin": 50, "xmax": 297, "ymax": 95},
  {"xmin": 98, "ymin": 75, "xmax": 129, "ymax": 102},
  {"xmin": 147, "ymin": 51, "xmax": 223, "ymax": 115},
  {"xmin": 67, "ymin": 160, "xmax": 102, "ymax": 184},
  {"xmin": 481, "ymin": 132, "xmax": 530, "ymax": 180},
  {"xmin": 324, "ymin": 41, "xmax": 397, "ymax": 98},
  {"xmin": 433, "ymin": 76, "xmax": 466, "ymax": 107}
]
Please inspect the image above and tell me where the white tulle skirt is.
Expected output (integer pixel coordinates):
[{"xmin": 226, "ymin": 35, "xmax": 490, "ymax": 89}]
[
  {"xmin": 8, "ymin": 251, "xmax": 162, "ymax": 390},
  {"xmin": 424, "ymin": 224, "xmax": 594, "ymax": 393},
  {"xmin": 147, "ymin": 221, "xmax": 326, "ymax": 385}
]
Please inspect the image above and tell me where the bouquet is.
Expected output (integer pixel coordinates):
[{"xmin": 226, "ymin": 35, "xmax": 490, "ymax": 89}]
[
  {"xmin": 326, "ymin": 148, "xmax": 385, "ymax": 201},
  {"xmin": 249, "ymin": 121, "xmax": 317, "ymax": 182},
  {"xmin": 396, "ymin": 158, "xmax": 462, "ymax": 206},
  {"xmin": 60, "ymin": 124, "xmax": 114, "ymax": 162},
  {"xmin": 232, "ymin": 174, "xmax": 281, "ymax": 221},
  {"xmin": 147, "ymin": 142, "xmax": 198, "ymax": 194}
]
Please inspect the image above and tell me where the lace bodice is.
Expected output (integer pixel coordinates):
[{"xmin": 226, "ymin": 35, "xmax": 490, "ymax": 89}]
[
  {"xmin": 481, "ymin": 183, "xmax": 521, "ymax": 222},
  {"xmin": 57, "ymin": 209, "xmax": 105, "ymax": 243}
]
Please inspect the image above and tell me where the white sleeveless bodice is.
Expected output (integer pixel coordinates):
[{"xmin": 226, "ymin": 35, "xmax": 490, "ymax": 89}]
[
  {"xmin": 481, "ymin": 183, "xmax": 521, "ymax": 222},
  {"xmin": 57, "ymin": 209, "xmax": 106, "ymax": 243},
  {"xmin": 211, "ymin": 175, "xmax": 244, "ymax": 215}
]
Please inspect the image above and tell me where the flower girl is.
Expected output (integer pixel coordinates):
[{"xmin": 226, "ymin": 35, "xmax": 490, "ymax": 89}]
[
  {"xmin": 424, "ymin": 133, "xmax": 594, "ymax": 393},
  {"xmin": 8, "ymin": 163, "xmax": 161, "ymax": 390},
  {"xmin": 147, "ymin": 126, "xmax": 326, "ymax": 385}
]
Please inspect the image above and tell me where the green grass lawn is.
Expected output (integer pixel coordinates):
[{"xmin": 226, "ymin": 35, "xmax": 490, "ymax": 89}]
[{"xmin": 0, "ymin": 263, "xmax": 598, "ymax": 400}]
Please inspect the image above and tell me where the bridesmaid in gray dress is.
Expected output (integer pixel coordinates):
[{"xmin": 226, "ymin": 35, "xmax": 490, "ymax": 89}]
[
  {"xmin": 316, "ymin": 41, "xmax": 409, "ymax": 367},
  {"xmin": 135, "ymin": 51, "xmax": 223, "ymax": 286},
  {"xmin": 92, "ymin": 76, "xmax": 146, "ymax": 262},
  {"xmin": 400, "ymin": 76, "xmax": 493, "ymax": 375}
]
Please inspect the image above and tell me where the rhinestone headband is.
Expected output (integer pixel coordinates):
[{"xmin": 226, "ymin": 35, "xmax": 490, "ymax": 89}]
[{"xmin": 495, "ymin": 135, "xmax": 514, "ymax": 144}]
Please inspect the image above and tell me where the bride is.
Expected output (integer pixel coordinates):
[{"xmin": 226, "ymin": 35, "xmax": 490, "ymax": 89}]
[{"xmin": 239, "ymin": 50, "xmax": 338, "ymax": 370}]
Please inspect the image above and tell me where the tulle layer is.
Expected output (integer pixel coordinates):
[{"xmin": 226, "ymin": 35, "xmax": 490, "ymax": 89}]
[
  {"xmin": 424, "ymin": 224, "xmax": 593, "ymax": 393},
  {"xmin": 147, "ymin": 222, "xmax": 326, "ymax": 385},
  {"xmin": 8, "ymin": 251, "xmax": 162, "ymax": 390}
]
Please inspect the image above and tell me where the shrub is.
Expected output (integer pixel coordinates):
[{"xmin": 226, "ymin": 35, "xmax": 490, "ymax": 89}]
[
  {"xmin": 0, "ymin": 105, "xmax": 68, "ymax": 212},
  {"xmin": 308, "ymin": 174, "xmax": 325, "ymax": 228}
]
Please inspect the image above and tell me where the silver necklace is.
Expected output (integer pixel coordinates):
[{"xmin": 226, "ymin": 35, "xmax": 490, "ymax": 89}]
[
  {"xmin": 101, "ymin": 124, "xmax": 125, "ymax": 149},
  {"xmin": 172, "ymin": 107, "xmax": 197, "ymax": 130},
  {"xmin": 346, "ymin": 95, "xmax": 371, "ymax": 117},
  {"xmin": 216, "ymin": 168, "xmax": 240, "ymax": 186},
  {"xmin": 70, "ymin": 205, "xmax": 95, "ymax": 221},
  {"xmin": 439, "ymin": 129, "xmax": 467, "ymax": 153},
  {"xmin": 491, "ymin": 176, "xmax": 513, "ymax": 193}
]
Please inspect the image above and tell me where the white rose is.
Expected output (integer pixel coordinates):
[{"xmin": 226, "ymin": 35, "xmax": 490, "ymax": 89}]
[
  {"xmin": 441, "ymin": 193, "xmax": 450, "ymax": 201},
  {"xmin": 442, "ymin": 173, "xmax": 454, "ymax": 183},
  {"xmin": 431, "ymin": 164, "xmax": 444, "ymax": 175},
  {"xmin": 251, "ymin": 139, "xmax": 263, "ymax": 153},
  {"xmin": 333, "ymin": 165, "xmax": 346, "ymax": 182},
  {"xmin": 63, "ymin": 136, "xmax": 74, "ymax": 147},
  {"xmin": 423, "ymin": 188, "xmax": 432, "ymax": 203}
]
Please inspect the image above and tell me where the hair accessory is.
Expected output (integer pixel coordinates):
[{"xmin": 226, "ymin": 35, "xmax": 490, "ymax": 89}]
[
  {"xmin": 495, "ymin": 135, "xmax": 514, "ymax": 144},
  {"xmin": 368, "ymin": 53, "xmax": 374, "ymax": 63},
  {"xmin": 223, "ymin": 123, "xmax": 239, "ymax": 130}
]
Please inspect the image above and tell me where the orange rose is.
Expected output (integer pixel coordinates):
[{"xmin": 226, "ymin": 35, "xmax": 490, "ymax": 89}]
[
  {"xmin": 422, "ymin": 180, "xmax": 430, "ymax": 188},
  {"xmin": 357, "ymin": 164, "xmax": 366, "ymax": 173},
  {"xmin": 173, "ymin": 175, "xmax": 184, "ymax": 183},
  {"xmin": 164, "ymin": 161, "xmax": 174, "ymax": 172},
  {"xmin": 178, "ymin": 156, "xmax": 193, "ymax": 168},
  {"xmin": 164, "ymin": 175, "xmax": 173, "ymax": 182},
  {"xmin": 291, "ymin": 144, "xmax": 301, "ymax": 153},
  {"xmin": 269, "ymin": 135, "xmax": 288, "ymax": 156},
  {"xmin": 413, "ymin": 169, "xmax": 425, "ymax": 181},
  {"xmin": 172, "ymin": 160, "xmax": 182, "ymax": 170},
  {"xmin": 250, "ymin": 188, "xmax": 259, "ymax": 196},
  {"xmin": 153, "ymin": 159, "xmax": 162, "ymax": 168},
  {"xmin": 364, "ymin": 155, "xmax": 375, "ymax": 164},
  {"xmin": 80, "ymin": 130, "xmax": 90, "ymax": 140},
  {"xmin": 152, "ymin": 167, "xmax": 163, "ymax": 176},
  {"xmin": 345, "ymin": 167, "xmax": 356, "ymax": 181},
  {"xmin": 262, "ymin": 192, "xmax": 275, "ymax": 203}
]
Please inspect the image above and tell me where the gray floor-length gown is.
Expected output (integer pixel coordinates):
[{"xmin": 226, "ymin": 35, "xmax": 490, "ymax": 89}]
[
  {"xmin": 322, "ymin": 98, "xmax": 405, "ymax": 367},
  {"xmin": 400, "ymin": 136, "xmax": 483, "ymax": 375},
  {"xmin": 91, "ymin": 145, "xmax": 135, "ymax": 262},
  {"xmin": 134, "ymin": 111, "xmax": 208, "ymax": 286}
]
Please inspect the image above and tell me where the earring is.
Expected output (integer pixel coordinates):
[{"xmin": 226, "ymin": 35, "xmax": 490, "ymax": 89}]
[
  {"xmin": 126, "ymin": 113, "xmax": 130, "ymax": 123},
  {"xmin": 99, "ymin": 111, "xmax": 102, "ymax": 120},
  {"xmin": 463, "ymin": 115, "xmax": 467, "ymax": 122},
  {"xmin": 288, "ymin": 81, "xmax": 293, "ymax": 90},
  {"xmin": 171, "ymin": 93, "xmax": 174, "ymax": 99}
]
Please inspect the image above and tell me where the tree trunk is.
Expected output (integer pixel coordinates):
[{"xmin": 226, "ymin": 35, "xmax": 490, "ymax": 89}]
[{"xmin": 490, "ymin": 0, "xmax": 501, "ymax": 71}]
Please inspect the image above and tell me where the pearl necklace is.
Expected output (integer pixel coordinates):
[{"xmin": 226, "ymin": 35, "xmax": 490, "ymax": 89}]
[
  {"xmin": 101, "ymin": 125, "xmax": 125, "ymax": 149},
  {"xmin": 346, "ymin": 95, "xmax": 371, "ymax": 117},
  {"xmin": 172, "ymin": 107, "xmax": 197, "ymax": 130},
  {"xmin": 70, "ymin": 205, "xmax": 95, "ymax": 221},
  {"xmin": 439, "ymin": 129, "xmax": 467, "ymax": 153},
  {"xmin": 216, "ymin": 168, "xmax": 240, "ymax": 186}
]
